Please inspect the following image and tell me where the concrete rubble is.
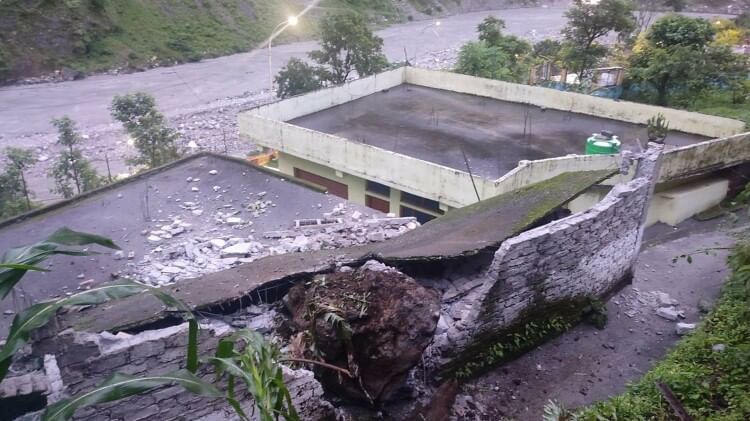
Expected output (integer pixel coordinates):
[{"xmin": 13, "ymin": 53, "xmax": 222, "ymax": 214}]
[{"xmin": 125, "ymin": 202, "xmax": 419, "ymax": 286}]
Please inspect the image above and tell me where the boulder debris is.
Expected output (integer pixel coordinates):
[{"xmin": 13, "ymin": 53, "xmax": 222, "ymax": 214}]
[{"xmin": 284, "ymin": 262, "xmax": 440, "ymax": 404}]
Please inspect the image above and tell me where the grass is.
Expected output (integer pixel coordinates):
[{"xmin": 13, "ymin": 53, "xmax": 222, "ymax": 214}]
[
  {"xmin": 578, "ymin": 242, "xmax": 750, "ymax": 420},
  {"xmin": 688, "ymin": 89, "xmax": 750, "ymax": 129}
]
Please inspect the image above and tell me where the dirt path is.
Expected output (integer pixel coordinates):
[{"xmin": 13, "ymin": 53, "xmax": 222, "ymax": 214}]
[{"xmin": 452, "ymin": 216, "xmax": 743, "ymax": 419}]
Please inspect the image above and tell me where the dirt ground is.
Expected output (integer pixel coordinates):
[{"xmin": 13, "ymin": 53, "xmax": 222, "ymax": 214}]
[
  {"xmin": 290, "ymin": 84, "xmax": 707, "ymax": 179},
  {"xmin": 452, "ymin": 215, "xmax": 745, "ymax": 419}
]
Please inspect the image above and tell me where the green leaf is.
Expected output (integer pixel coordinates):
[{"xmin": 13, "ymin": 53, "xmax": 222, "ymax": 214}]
[
  {"xmin": 0, "ymin": 280, "xmax": 150, "ymax": 382},
  {"xmin": 187, "ymin": 319, "xmax": 198, "ymax": 373},
  {"xmin": 41, "ymin": 370, "xmax": 223, "ymax": 421},
  {"xmin": 0, "ymin": 263, "xmax": 49, "ymax": 272},
  {"xmin": 44, "ymin": 227, "xmax": 119, "ymax": 250},
  {"xmin": 0, "ymin": 227, "xmax": 120, "ymax": 299}
]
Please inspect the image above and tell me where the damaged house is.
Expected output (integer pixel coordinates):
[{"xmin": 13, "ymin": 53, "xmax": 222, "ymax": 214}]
[{"xmin": 2, "ymin": 68, "xmax": 750, "ymax": 420}]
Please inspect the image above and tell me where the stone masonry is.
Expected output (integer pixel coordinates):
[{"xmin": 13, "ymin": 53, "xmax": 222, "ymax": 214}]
[
  {"xmin": 32, "ymin": 320, "xmax": 333, "ymax": 421},
  {"xmin": 429, "ymin": 145, "xmax": 663, "ymax": 363}
]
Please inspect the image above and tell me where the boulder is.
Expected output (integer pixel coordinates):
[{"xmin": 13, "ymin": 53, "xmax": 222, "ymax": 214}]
[{"xmin": 285, "ymin": 262, "xmax": 440, "ymax": 404}]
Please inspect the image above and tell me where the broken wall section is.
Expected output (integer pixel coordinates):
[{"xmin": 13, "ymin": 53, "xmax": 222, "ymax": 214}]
[
  {"xmin": 431, "ymin": 146, "xmax": 663, "ymax": 367},
  {"xmin": 35, "ymin": 320, "xmax": 333, "ymax": 421}
]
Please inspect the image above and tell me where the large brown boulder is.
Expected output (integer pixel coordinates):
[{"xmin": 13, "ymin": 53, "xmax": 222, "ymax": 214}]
[{"xmin": 285, "ymin": 261, "xmax": 440, "ymax": 404}]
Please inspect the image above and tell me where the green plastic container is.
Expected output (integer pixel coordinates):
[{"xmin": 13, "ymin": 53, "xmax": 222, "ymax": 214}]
[{"xmin": 585, "ymin": 133, "xmax": 621, "ymax": 155}]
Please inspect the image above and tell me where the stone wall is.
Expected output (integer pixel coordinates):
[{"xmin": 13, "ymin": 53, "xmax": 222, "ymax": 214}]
[
  {"xmin": 429, "ymin": 145, "xmax": 662, "ymax": 364},
  {"xmin": 35, "ymin": 320, "xmax": 333, "ymax": 421}
]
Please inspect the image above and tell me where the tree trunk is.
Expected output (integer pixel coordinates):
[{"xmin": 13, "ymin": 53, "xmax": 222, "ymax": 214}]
[{"xmin": 19, "ymin": 171, "xmax": 31, "ymax": 210}]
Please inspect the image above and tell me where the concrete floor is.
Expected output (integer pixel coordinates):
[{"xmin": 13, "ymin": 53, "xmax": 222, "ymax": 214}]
[
  {"xmin": 290, "ymin": 85, "xmax": 708, "ymax": 179},
  {"xmin": 0, "ymin": 154, "xmax": 362, "ymax": 336}
]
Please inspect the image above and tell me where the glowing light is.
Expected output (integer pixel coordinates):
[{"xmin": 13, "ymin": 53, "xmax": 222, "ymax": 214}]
[{"xmin": 288, "ymin": 16, "xmax": 299, "ymax": 26}]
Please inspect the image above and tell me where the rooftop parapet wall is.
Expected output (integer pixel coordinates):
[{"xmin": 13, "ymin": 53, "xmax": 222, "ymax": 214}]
[
  {"xmin": 405, "ymin": 67, "xmax": 745, "ymax": 139},
  {"xmin": 659, "ymin": 132, "xmax": 750, "ymax": 182},
  {"xmin": 240, "ymin": 68, "xmax": 747, "ymax": 210}
]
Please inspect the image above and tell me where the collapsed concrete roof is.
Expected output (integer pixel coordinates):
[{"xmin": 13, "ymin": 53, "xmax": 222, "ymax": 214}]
[
  {"xmin": 50, "ymin": 168, "xmax": 613, "ymax": 335},
  {"xmin": 0, "ymin": 153, "xmax": 378, "ymax": 335}
]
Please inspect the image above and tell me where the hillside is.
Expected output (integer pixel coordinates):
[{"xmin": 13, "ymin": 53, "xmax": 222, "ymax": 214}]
[{"xmin": 0, "ymin": 0, "xmax": 519, "ymax": 84}]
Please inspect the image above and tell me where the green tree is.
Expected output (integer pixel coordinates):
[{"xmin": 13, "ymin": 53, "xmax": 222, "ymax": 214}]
[
  {"xmin": 49, "ymin": 116, "xmax": 103, "ymax": 198},
  {"xmin": 477, "ymin": 16, "xmax": 506, "ymax": 45},
  {"xmin": 455, "ymin": 41, "xmax": 530, "ymax": 83},
  {"xmin": 533, "ymin": 39, "xmax": 562, "ymax": 62},
  {"xmin": 455, "ymin": 15, "xmax": 533, "ymax": 83},
  {"xmin": 562, "ymin": 0, "xmax": 636, "ymax": 80},
  {"xmin": 646, "ymin": 14, "xmax": 715, "ymax": 48},
  {"xmin": 629, "ymin": 15, "xmax": 747, "ymax": 106},
  {"xmin": 0, "ymin": 147, "xmax": 36, "ymax": 218},
  {"xmin": 275, "ymin": 58, "xmax": 324, "ymax": 99},
  {"xmin": 111, "ymin": 93, "xmax": 180, "ymax": 169},
  {"xmin": 308, "ymin": 13, "xmax": 389, "ymax": 85}
]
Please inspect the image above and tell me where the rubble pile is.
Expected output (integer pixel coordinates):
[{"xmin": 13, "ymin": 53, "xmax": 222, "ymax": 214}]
[
  {"xmin": 130, "ymin": 205, "xmax": 420, "ymax": 286},
  {"xmin": 284, "ymin": 262, "xmax": 440, "ymax": 403}
]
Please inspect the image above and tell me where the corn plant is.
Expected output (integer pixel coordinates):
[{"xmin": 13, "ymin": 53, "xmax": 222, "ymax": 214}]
[
  {"xmin": 207, "ymin": 329, "xmax": 300, "ymax": 421},
  {"xmin": 0, "ymin": 227, "xmax": 243, "ymax": 420}
]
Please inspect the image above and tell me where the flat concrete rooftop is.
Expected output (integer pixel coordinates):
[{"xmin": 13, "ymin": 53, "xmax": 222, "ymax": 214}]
[
  {"xmin": 0, "ymin": 153, "xmax": 367, "ymax": 335},
  {"xmin": 290, "ymin": 84, "xmax": 708, "ymax": 179}
]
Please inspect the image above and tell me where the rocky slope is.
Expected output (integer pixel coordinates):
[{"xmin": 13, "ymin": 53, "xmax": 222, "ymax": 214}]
[{"xmin": 0, "ymin": 0, "xmax": 520, "ymax": 84}]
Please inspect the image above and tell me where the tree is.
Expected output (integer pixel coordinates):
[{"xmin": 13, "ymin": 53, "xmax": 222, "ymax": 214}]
[
  {"xmin": 712, "ymin": 19, "xmax": 745, "ymax": 47},
  {"xmin": 275, "ymin": 58, "xmax": 324, "ymax": 99},
  {"xmin": 628, "ymin": 15, "xmax": 748, "ymax": 106},
  {"xmin": 562, "ymin": 0, "xmax": 636, "ymax": 80},
  {"xmin": 533, "ymin": 39, "xmax": 563, "ymax": 62},
  {"xmin": 0, "ymin": 147, "xmax": 36, "ymax": 218},
  {"xmin": 111, "ymin": 93, "xmax": 180, "ymax": 169},
  {"xmin": 49, "ymin": 116, "xmax": 103, "ymax": 198},
  {"xmin": 455, "ymin": 15, "xmax": 533, "ymax": 83},
  {"xmin": 646, "ymin": 14, "xmax": 714, "ymax": 48},
  {"xmin": 308, "ymin": 13, "xmax": 389, "ymax": 85},
  {"xmin": 477, "ymin": 16, "xmax": 506, "ymax": 45},
  {"xmin": 455, "ymin": 42, "xmax": 530, "ymax": 83}
]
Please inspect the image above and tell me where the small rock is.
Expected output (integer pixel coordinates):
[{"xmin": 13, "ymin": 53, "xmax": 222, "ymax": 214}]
[
  {"xmin": 147, "ymin": 235, "xmax": 162, "ymax": 243},
  {"xmin": 657, "ymin": 292, "xmax": 678, "ymax": 307},
  {"xmin": 3, "ymin": 310, "xmax": 14, "ymax": 315},
  {"xmin": 697, "ymin": 298, "xmax": 714, "ymax": 313},
  {"xmin": 221, "ymin": 242, "xmax": 257, "ymax": 258},
  {"xmin": 226, "ymin": 217, "xmax": 243, "ymax": 225},
  {"xmin": 209, "ymin": 239, "xmax": 227, "ymax": 249},
  {"xmin": 76, "ymin": 274, "xmax": 85, "ymax": 279},
  {"xmin": 186, "ymin": 177, "xmax": 193, "ymax": 182},
  {"xmin": 192, "ymin": 209, "xmax": 204, "ymax": 216},
  {"xmin": 191, "ymin": 187, "xmax": 199, "ymax": 192},
  {"xmin": 656, "ymin": 307, "xmax": 680, "ymax": 321},
  {"xmin": 712, "ymin": 344, "xmax": 726, "ymax": 352},
  {"xmin": 162, "ymin": 266, "xmax": 182, "ymax": 275},
  {"xmin": 127, "ymin": 251, "xmax": 136, "ymax": 260},
  {"xmin": 112, "ymin": 250, "xmax": 125, "ymax": 260},
  {"xmin": 209, "ymin": 170, "xmax": 218, "ymax": 175},
  {"xmin": 675, "ymin": 322, "xmax": 696, "ymax": 336}
]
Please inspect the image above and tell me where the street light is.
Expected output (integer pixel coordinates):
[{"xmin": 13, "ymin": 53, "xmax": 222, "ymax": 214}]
[
  {"xmin": 269, "ymin": 16, "xmax": 299, "ymax": 94},
  {"xmin": 420, "ymin": 20, "xmax": 441, "ymax": 34}
]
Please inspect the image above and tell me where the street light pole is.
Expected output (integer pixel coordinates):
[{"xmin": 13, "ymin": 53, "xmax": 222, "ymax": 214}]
[{"xmin": 268, "ymin": 16, "xmax": 299, "ymax": 94}]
